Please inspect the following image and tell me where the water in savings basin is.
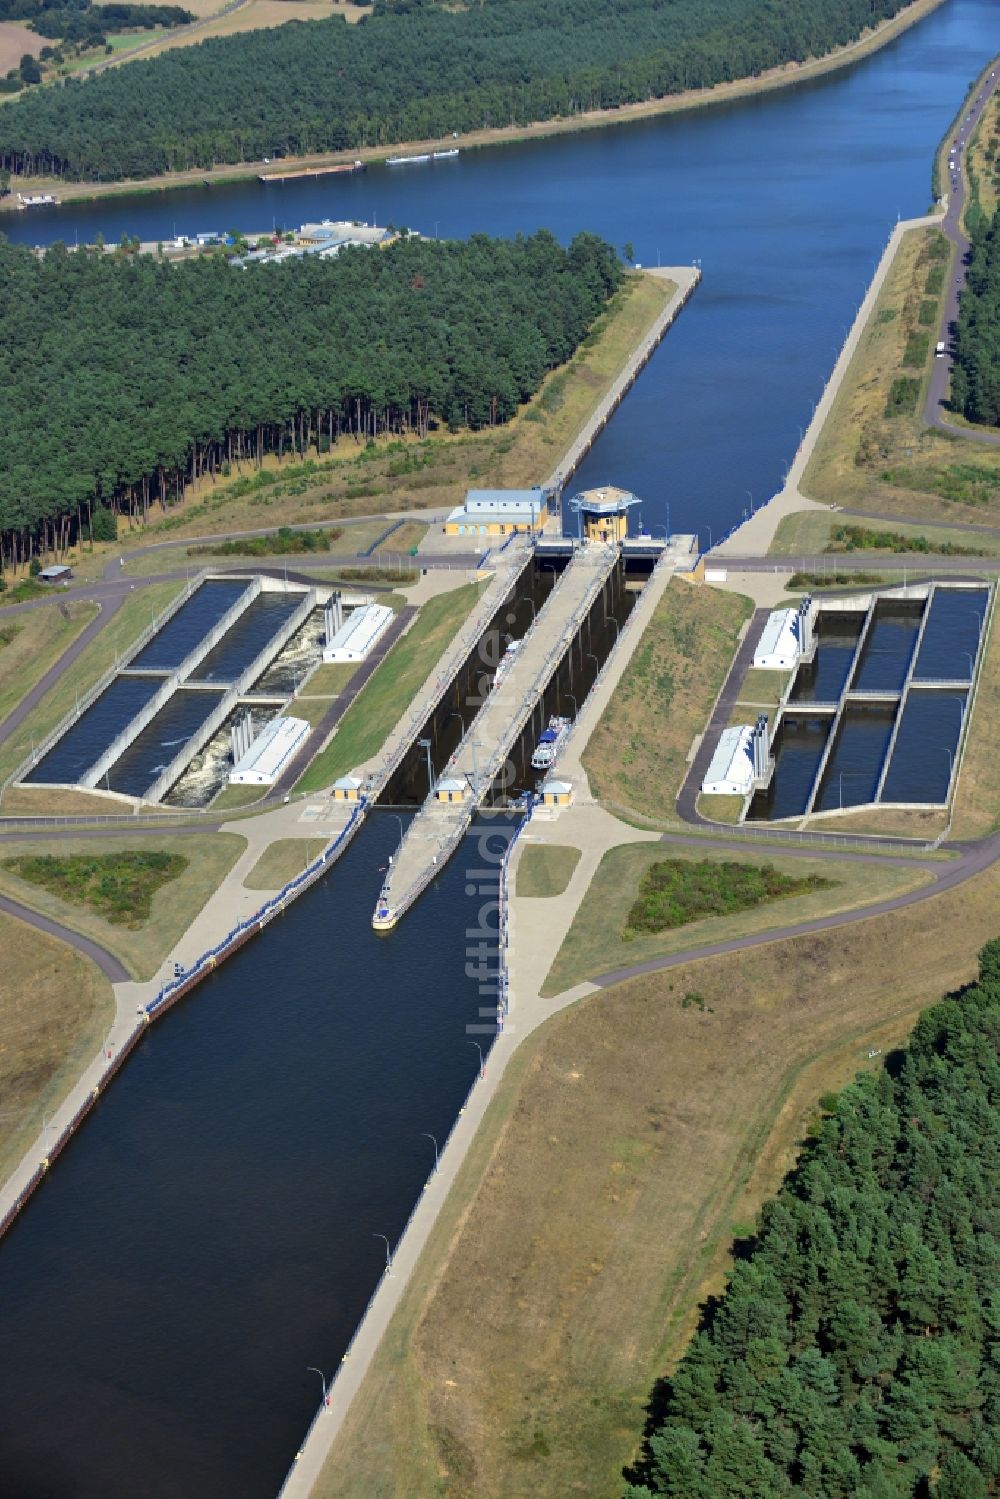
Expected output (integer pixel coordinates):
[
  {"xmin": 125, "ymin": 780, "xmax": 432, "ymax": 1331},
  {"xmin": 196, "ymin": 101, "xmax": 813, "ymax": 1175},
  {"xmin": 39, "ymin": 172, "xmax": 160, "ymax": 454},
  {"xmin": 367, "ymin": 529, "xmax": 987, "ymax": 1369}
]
[
  {"xmin": 189, "ymin": 594, "xmax": 304, "ymax": 684},
  {"xmin": 129, "ymin": 580, "xmax": 250, "ymax": 673},
  {"xmin": 814, "ymin": 704, "xmax": 896, "ymax": 812},
  {"xmin": 851, "ymin": 603, "xmax": 922, "ymax": 693},
  {"xmin": 104, "ymin": 688, "xmax": 226, "ymax": 798},
  {"xmin": 912, "ymin": 588, "xmax": 989, "ymax": 681},
  {"xmin": 880, "ymin": 690, "xmax": 967, "ymax": 804},
  {"xmin": 788, "ymin": 613, "xmax": 864, "ymax": 703},
  {"xmin": 24, "ymin": 674, "xmax": 164, "ymax": 786},
  {"xmin": 747, "ymin": 714, "xmax": 831, "ymax": 821}
]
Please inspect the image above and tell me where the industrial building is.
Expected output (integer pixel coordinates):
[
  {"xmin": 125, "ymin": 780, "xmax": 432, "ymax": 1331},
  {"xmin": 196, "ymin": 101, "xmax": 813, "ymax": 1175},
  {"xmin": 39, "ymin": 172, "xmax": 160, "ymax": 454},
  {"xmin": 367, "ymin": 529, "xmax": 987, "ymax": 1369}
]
[
  {"xmin": 753, "ymin": 599, "xmax": 815, "ymax": 670},
  {"xmin": 443, "ymin": 488, "xmax": 547, "ymax": 537},
  {"xmin": 229, "ymin": 715, "xmax": 310, "ymax": 786},
  {"xmin": 322, "ymin": 603, "xmax": 394, "ymax": 663},
  {"xmin": 702, "ymin": 716, "xmax": 771, "ymax": 798}
]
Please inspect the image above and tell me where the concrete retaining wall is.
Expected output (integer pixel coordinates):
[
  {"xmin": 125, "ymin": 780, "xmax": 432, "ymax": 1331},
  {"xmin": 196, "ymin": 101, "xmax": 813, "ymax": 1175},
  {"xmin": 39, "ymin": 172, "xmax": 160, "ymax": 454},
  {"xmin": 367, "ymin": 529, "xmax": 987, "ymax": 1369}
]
[{"xmin": 142, "ymin": 588, "xmax": 317, "ymax": 802}]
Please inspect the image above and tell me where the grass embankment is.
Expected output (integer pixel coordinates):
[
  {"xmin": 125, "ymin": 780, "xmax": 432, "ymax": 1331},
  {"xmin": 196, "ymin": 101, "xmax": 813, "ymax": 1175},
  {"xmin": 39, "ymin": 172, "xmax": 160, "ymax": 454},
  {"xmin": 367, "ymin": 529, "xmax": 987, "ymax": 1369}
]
[
  {"xmin": 0, "ymin": 599, "xmax": 98, "ymax": 729},
  {"xmin": 43, "ymin": 273, "xmax": 674, "ymax": 579},
  {"xmin": 582, "ymin": 578, "xmax": 753, "ymax": 821},
  {"xmin": 187, "ymin": 525, "xmax": 339, "ymax": 558},
  {"xmin": 8, "ymin": 0, "xmax": 944, "ymax": 204},
  {"xmin": 0, "ymin": 580, "xmax": 185, "ymax": 790},
  {"xmin": 515, "ymin": 844, "xmax": 581, "ymax": 899},
  {"xmin": 0, "ymin": 833, "xmax": 245, "ymax": 979},
  {"xmin": 315, "ymin": 840, "xmax": 1000, "ymax": 1499},
  {"xmin": 541, "ymin": 841, "xmax": 926, "ymax": 995},
  {"xmin": 1, "ymin": 850, "xmax": 187, "ymax": 925},
  {"xmin": 771, "ymin": 510, "xmax": 999, "ymax": 557},
  {"xmin": 786, "ymin": 569, "xmax": 895, "ymax": 592},
  {"xmin": 623, "ymin": 856, "xmax": 832, "ymax": 936},
  {"xmin": 296, "ymin": 580, "xmax": 483, "ymax": 792},
  {"xmin": 243, "ymin": 838, "xmax": 327, "ymax": 890},
  {"xmin": 116, "ymin": 518, "xmax": 390, "ymax": 580},
  {"xmin": 800, "ymin": 223, "xmax": 1000, "ymax": 526},
  {"xmin": 0, "ymin": 910, "xmax": 113, "ymax": 1191}
]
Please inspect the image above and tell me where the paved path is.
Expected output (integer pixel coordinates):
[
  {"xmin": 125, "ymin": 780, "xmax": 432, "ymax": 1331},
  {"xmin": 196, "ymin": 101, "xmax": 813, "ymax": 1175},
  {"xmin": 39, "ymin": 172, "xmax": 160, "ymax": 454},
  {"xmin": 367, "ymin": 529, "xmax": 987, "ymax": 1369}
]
[
  {"xmin": 0, "ymin": 892, "xmax": 129, "ymax": 982},
  {"xmin": 0, "ymin": 595, "xmax": 123, "ymax": 753},
  {"xmin": 925, "ymin": 61, "xmax": 1000, "ymax": 441},
  {"xmin": 676, "ymin": 608, "xmax": 769, "ymax": 825}
]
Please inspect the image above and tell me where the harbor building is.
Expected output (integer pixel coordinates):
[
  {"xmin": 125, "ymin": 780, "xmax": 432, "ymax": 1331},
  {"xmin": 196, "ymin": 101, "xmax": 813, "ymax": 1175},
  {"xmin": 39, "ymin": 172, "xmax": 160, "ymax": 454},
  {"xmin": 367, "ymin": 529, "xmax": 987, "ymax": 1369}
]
[
  {"xmin": 322, "ymin": 602, "xmax": 394, "ymax": 662},
  {"xmin": 443, "ymin": 488, "xmax": 547, "ymax": 537},
  {"xmin": 567, "ymin": 484, "xmax": 641, "ymax": 544},
  {"xmin": 229, "ymin": 715, "xmax": 310, "ymax": 786}
]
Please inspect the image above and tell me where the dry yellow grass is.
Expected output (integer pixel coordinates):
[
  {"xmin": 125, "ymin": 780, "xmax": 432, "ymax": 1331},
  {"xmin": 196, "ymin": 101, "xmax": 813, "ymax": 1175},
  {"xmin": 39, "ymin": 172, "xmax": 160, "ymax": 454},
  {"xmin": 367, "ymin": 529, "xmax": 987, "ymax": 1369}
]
[
  {"xmin": 0, "ymin": 910, "xmax": 113, "ymax": 1191},
  {"xmin": 0, "ymin": 601, "xmax": 98, "ymax": 727},
  {"xmin": 800, "ymin": 223, "xmax": 1000, "ymax": 526},
  {"xmin": 316, "ymin": 854, "xmax": 1000, "ymax": 1499},
  {"xmin": 0, "ymin": 786, "xmax": 145, "ymax": 818},
  {"xmin": 0, "ymin": 20, "xmax": 41, "ymax": 72},
  {"xmin": 541, "ymin": 840, "xmax": 928, "ymax": 995},
  {"xmin": 515, "ymin": 843, "xmax": 581, "ymax": 899},
  {"xmin": 243, "ymin": 838, "xmax": 327, "ymax": 889},
  {"xmin": 582, "ymin": 578, "xmax": 753, "ymax": 818}
]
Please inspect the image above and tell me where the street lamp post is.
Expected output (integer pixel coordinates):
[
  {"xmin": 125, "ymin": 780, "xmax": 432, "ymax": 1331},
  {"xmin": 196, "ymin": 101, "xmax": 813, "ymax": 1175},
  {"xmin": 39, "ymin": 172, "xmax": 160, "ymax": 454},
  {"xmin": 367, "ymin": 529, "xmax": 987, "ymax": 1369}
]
[
  {"xmin": 586, "ymin": 652, "xmax": 600, "ymax": 674},
  {"xmin": 421, "ymin": 1131, "xmax": 440, "ymax": 1173},
  {"xmin": 469, "ymin": 1040, "xmax": 485, "ymax": 1077},
  {"xmin": 307, "ymin": 1368, "xmax": 331, "ymax": 1408},
  {"xmin": 941, "ymin": 746, "xmax": 954, "ymax": 787},
  {"xmin": 563, "ymin": 691, "xmax": 578, "ymax": 719},
  {"xmin": 373, "ymin": 1233, "xmax": 393, "ymax": 1274}
]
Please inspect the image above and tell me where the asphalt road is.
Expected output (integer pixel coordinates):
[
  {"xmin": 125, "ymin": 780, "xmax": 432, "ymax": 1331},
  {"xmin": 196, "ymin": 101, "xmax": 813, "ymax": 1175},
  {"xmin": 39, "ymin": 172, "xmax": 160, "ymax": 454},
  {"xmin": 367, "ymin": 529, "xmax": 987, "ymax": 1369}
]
[
  {"xmin": 0, "ymin": 892, "xmax": 129, "ymax": 982},
  {"xmin": 925, "ymin": 62, "xmax": 1000, "ymax": 442}
]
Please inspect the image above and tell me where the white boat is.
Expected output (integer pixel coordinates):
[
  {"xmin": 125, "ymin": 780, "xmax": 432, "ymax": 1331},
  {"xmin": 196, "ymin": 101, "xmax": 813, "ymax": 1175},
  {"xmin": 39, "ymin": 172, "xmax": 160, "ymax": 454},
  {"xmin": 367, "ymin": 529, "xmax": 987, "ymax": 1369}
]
[
  {"xmin": 492, "ymin": 639, "xmax": 521, "ymax": 687},
  {"xmin": 433, "ymin": 149, "xmax": 460, "ymax": 160},
  {"xmin": 531, "ymin": 716, "xmax": 571, "ymax": 771},
  {"xmin": 386, "ymin": 153, "xmax": 431, "ymax": 166}
]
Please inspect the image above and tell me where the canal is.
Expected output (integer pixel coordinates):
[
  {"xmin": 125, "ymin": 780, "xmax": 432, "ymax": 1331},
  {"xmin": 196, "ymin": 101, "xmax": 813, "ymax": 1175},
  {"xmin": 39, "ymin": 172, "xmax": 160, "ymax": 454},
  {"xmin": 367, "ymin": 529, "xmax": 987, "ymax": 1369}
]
[{"xmin": 1, "ymin": 0, "xmax": 998, "ymax": 1492}]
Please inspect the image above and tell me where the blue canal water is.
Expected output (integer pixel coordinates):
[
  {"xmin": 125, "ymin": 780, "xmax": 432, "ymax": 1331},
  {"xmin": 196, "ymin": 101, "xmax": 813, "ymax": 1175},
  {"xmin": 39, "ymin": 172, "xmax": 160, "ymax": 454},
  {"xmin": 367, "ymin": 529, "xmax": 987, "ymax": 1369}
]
[
  {"xmin": 24, "ymin": 673, "xmax": 163, "ymax": 785},
  {"xmin": 129, "ymin": 580, "xmax": 250, "ymax": 673},
  {"xmin": 881, "ymin": 688, "xmax": 967, "ymax": 802},
  {"xmin": 2, "ymin": 1, "xmax": 1000, "ymax": 1492},
  {"xmin": 0, "ymin": 814, "xmax": 509, "ymax": 1499},
  {"xmin": 190, "ymin": 593, "xmax": 304, "ymax": 683},
  {"xmin": 105, "ymin": 687, "xmax": 226, "ymax": 797}
]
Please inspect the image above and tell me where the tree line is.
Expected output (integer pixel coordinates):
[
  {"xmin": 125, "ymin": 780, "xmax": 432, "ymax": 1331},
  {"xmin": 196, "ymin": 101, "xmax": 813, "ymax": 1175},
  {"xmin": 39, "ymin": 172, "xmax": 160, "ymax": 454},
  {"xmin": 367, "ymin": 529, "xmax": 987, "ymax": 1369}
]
[
  {"xmin": 0, "ymin": 0, "xmax": 915, "ymax": 181},
  {"xmin": 624, "ymin": 940, "xmax": 1000, "ymax": 1498},
  {"xmin": 0, "ymin": 229, "xmax": 620, "ymax": 570},
  {"xmin": 953, "ymin": 211, "xmax": 1000, "ymax": 429}
]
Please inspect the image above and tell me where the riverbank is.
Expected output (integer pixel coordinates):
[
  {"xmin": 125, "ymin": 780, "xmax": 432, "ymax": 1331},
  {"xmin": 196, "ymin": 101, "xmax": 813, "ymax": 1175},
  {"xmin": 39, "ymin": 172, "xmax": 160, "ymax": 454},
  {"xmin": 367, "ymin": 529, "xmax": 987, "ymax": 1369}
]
[{"xmin": 1, "ymin": 0, "xmax": 947, "ymax": 209}]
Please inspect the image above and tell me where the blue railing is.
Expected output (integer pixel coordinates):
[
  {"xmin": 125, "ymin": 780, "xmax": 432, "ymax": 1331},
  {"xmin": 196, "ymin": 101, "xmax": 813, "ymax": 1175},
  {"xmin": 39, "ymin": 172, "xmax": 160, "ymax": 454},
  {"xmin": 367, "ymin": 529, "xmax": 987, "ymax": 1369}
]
[{"xmin": 145, "ymin": 799, "xmax": 367, "ymax": 1016}]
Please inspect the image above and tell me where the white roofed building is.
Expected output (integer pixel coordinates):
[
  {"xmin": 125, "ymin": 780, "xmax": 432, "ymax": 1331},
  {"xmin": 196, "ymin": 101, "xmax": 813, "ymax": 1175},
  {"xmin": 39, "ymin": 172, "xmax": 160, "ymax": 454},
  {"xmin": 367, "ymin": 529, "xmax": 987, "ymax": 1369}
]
[
  {"xmin": 753, "ymin": 608, "xmax": 801, "ymax": 670},
  {"xmin": 322, "ymin": 603, "xmax": 394, "ymax": 663},
  {"xmin": 701, "ymin": 725, "xmax": 756, "ymax": 798},
  {"xmin": 229, "ymin": 716, "xmax": 310, "ymax": 785}
]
